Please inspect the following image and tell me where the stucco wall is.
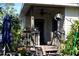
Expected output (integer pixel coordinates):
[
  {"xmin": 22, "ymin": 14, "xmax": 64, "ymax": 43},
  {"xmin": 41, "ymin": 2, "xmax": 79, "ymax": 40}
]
[{"xmin": 64, "ymin": 7, "xmax": 79, "ymax": 40}]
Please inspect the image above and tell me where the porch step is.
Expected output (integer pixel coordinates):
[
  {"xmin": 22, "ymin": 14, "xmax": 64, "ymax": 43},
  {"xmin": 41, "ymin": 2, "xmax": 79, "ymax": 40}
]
[
  {"xmin": 21, "ymin": 45, "xmax": 59, "ymax": 56},
  {"xmin": 38, "ymin": 45, "xmax": 58, "ymax": 55},
  {"xmin": 46, "ymin": 53, "xmax": 60, "ymax": 56},
  {"xmin": 40, "ymin": 45, "xmax": 58, "ymax": 51},
  {"xmin": 30, "ymin": 45, "xmax": 58, "ymax": 51}
]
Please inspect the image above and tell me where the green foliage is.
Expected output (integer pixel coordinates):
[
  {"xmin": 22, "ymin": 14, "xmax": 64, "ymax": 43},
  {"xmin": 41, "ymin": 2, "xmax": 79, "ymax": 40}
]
[
  {"xmin": 18, "ymin": 49, "xmax": 26, "ymax": 56},
  {"xmin": 0, "ymin": 3, "xmax": 21, "ymax": 51},
  {"xmin": 11, "ymin": 15, "xmax": 21, "ymax": 51},
  {"xmin": 61, "ymin": 20, "xmax": 79, "ymax": 56}
]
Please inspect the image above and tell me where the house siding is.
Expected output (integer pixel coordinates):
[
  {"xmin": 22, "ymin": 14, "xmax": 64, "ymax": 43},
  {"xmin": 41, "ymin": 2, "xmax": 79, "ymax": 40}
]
[{"xmin": 64, "ymin": 7, "xmax": 79, "ymax": 39}]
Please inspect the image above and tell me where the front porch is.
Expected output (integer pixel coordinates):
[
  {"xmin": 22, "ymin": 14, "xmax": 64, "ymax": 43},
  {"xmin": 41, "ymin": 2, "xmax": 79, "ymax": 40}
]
[
  {"xmin": 19, "ymin": 3, "xmax": 66, "ymax": 56},
  {"xmin": 20, "ymin": 4, "xmax": 65, "ymax": 45}
]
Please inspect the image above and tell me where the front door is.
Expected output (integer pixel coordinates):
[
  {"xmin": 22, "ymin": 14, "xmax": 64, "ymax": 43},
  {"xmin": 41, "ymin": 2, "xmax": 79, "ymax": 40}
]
[{"xmin": 35, "ymin": 19, "xmax": 44, "ymax": 45}]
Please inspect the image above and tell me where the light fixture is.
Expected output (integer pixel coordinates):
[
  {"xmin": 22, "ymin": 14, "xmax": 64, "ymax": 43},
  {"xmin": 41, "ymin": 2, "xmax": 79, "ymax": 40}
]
[{"xmin": 54, "ymin": 13, "xmax": 63, "ymax": 21}]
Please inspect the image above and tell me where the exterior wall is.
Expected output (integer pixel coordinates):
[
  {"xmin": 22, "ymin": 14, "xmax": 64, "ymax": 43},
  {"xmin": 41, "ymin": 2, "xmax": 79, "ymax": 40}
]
[
  {"xmin": 25, "ymin": 16, "xmax": 31, "ymax": 27},
  {"xmin": 20, "ymin": 15, "xmax": 26, "ymax": 30},
  {"xmin": 64, "ymin": 7, "xmax": 79, "ymax": 40}
]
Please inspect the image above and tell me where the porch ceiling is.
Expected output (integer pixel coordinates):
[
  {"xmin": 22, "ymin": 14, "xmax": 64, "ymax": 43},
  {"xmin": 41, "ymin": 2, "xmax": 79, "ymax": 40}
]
[{"xmin": 20, "ymin": 3, "xmax": 79, "ymax": 17}]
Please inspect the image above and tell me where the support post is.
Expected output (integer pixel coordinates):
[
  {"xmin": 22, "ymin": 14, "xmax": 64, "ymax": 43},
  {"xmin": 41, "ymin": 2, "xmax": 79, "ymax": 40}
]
[
  {"xmin": 37, "ymin": 33, "xmax": 40, "ymax": 46},
  {"xmin": 31, "ymin": 16, "xmax": 34, "ymax": 28},
  {"xmin": 51, "ymin": 32, "xmax": 54, "ymax": 45}
]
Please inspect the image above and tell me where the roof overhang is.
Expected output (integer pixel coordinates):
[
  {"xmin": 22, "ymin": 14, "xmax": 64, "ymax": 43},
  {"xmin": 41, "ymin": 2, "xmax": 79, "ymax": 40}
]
[{"xmin": 20, "ymin": 3, "xmax": 79, "ymax": 17}]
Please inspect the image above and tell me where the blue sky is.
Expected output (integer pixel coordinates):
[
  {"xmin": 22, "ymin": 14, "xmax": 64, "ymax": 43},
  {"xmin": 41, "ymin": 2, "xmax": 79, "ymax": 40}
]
[
  {"xmin": 14, "ymin": 3, "xmax": 22, "ymax": 14},
  {"xmin": 0, "ymin": 3, "xmax": 22, "ymax": 14}
]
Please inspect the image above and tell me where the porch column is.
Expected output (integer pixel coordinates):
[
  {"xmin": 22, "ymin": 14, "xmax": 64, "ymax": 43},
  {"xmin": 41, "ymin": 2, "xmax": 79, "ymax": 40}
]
[
  {"xmin": 30, "ymin": 16, "xmax": 40, "ymax": 46},
  {"xmin": 51, "ymin": 32, "xmax": 54, "ymax": 45},
  {"xmin": 30, "ymin": 16, "xmax": 35, "ymax": 46},
  {"xmin": 31, "ymin": 16, "xmax": 34, "ymax": 28}
]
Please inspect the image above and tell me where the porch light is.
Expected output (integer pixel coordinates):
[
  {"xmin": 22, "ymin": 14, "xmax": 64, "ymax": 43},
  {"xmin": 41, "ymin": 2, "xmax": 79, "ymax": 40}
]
[{"xmin": 54, "ymin": 13, "xmax": 63, "ymax": 21}]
